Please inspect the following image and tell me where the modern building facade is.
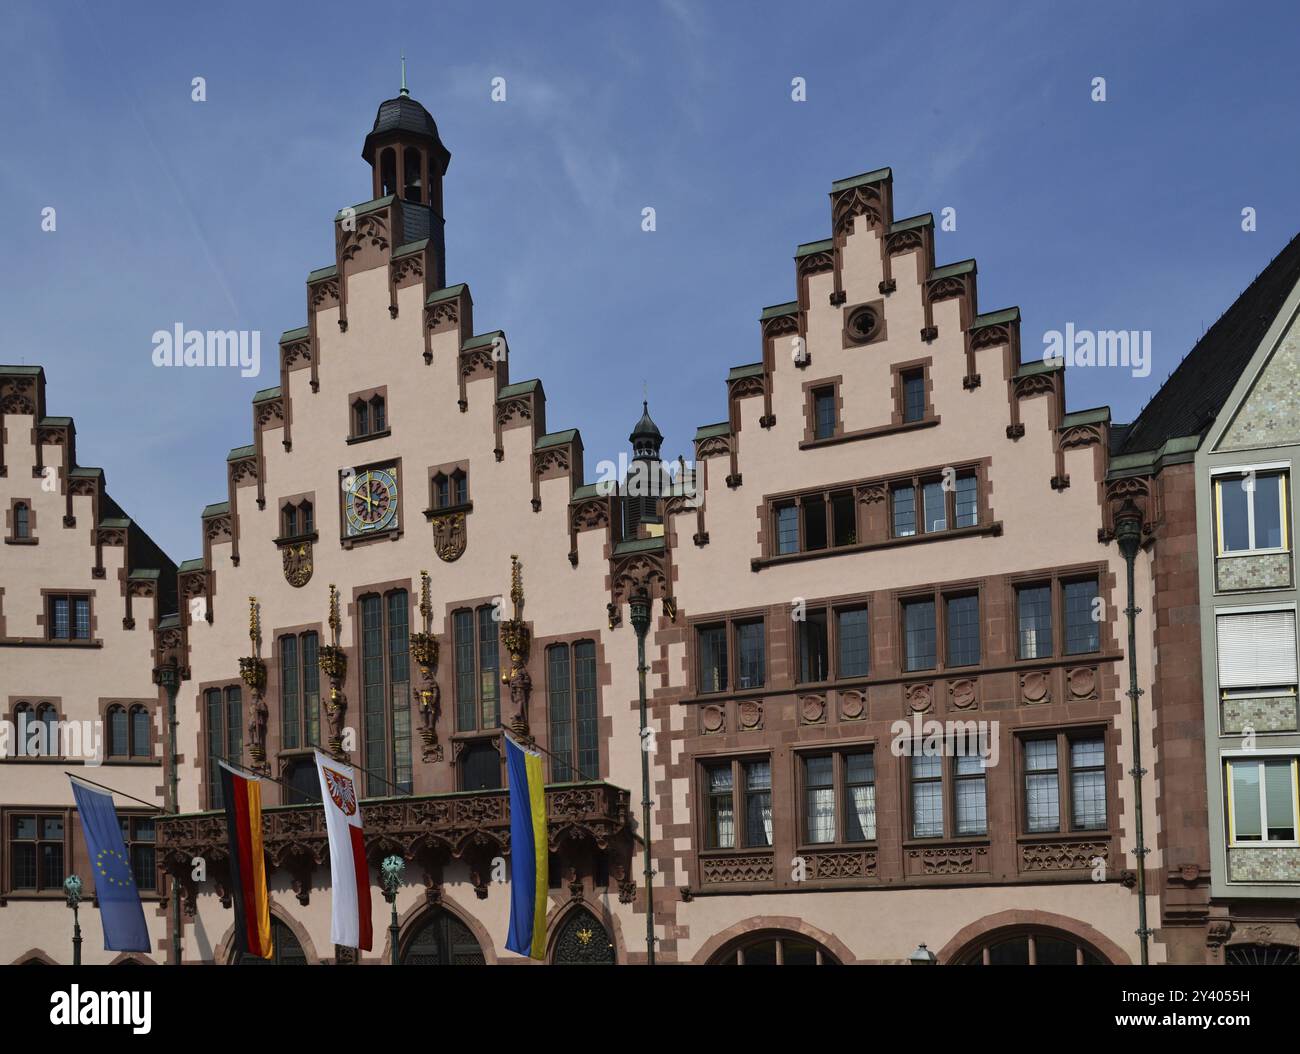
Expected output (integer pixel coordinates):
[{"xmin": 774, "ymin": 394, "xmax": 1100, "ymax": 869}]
[
  {"xmin": 8, "ymin": 85, "xmax": 1295, "ymax": 965},
  {"xmin": 0, "ymin": 365, "xmax": 176, "ymax": 963}
]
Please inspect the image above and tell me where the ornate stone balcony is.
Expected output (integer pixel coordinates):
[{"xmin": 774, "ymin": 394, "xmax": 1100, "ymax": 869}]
[{"xmin": 156, "ymin": 781, "xmax": 634, "ymax": 914}]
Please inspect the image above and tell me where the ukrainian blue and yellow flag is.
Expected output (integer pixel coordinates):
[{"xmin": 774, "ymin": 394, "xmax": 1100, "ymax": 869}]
[{"xmin": 504, "ymin": 733, "xmax": 548, "ymax": 960}]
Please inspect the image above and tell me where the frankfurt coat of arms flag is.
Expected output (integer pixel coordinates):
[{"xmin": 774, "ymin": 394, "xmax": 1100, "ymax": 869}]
[
  {"xmin": 315, "ymin": 752, "xmax": 373, "ymax": 950},
  {"xmin": 68, "ymin": 776, "xmax": 151, "ymax": 952}
]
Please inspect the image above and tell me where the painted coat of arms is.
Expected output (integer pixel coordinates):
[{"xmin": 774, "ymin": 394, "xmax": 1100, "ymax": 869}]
[{"xmin": 323, "ymin": 766, "xmax": 357, "ymax": 816}]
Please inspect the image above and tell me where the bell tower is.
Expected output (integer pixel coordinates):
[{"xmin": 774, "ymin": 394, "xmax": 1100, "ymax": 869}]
[{"xmin": 362, "ymin": 60, "xmax": 451, "ymax": 286}]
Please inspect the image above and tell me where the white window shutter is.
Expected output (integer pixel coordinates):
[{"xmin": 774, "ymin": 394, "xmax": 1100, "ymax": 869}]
[{"xmin": 1218, "ymin": 611, "xmax": 1298, "ymax": 688}]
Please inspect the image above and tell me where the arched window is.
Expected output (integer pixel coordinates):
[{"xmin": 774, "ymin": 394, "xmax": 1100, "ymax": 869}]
[
  {"xmin": 352, "ymin": 399, "xmax": 369, "ymax": 437},
  {"xmin": 401, "ymin": 910, "xmax": 485, "ymax": 965},
  {"xmin": 36, "ymin": 704, "xmax": 58, "ymax": 757},
  {"xmin": 403, "ymin": 147, "xmax": 423, "ymax": 203},
  {"xmin": 232, "ymin": 917, "xmax": 308, "ymax": 965},
  {"xmin": 360, "ymin": 591, "xmax": 412, "ymax": 796},
  {"xmin": 709, "ymin": 930, "xmax": 838, "ymax": 965},
  {"xmin": 129, "ymin": 705, "xmax": 150, "ymax": 758},
  {"xmin": 14, "ymin": 502, "xmax": 30, "ymax": 538},
  {"xmin": 300, "ymin": 500, "xmax": 314, "ymax": 535},
  {"xmin": 552, "ymin": 907, "xmax": 615, "ymax": 965},
  {"xmin": 379, "ymin": 148, "xmax": 397, "ymax": 198},
  {"xmin": 433, "ymin": 473, "xmax": 449, "ymax": 509},
  {"xmin": 1226, "ymin": 943, "xmax": 1299, "ymax": 966},
  {"xmin": 957, "ymin": 928, "xmax": 1106, "ymax": 965},
  {"xmin": 106, "ymin": 705, "xmax": 128, "ymax": 758},
  {"xmin": 451, "ymin": 469, "xmax": 468, "ymax": 506},
  {"xmin": 282, "ymin": 503, "xmax": 298, "ymax": 538},
  {"xmin": 369, "ymin": 395, "xmax": 386, "ymax": 433}
]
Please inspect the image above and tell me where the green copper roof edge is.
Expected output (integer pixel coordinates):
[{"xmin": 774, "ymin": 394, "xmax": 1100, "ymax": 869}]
[
  {"xmin": 614, "ymin": 537, "xmax": 666, "ymax": 556},
  {"xmin": 279, "ymin": 327, "xmax": 309, "ymax": 343},
  {"xmin": 795, "ymin": 238, "xmax": 833, "ymax": 257},
  {"xmin": 127, "ymin": 568, "xmax": 161, "ymax": 580},
  {"xmin": 98, "ymin": 517, "xmax": 131, "ymax": 529},
  {"xmin": 830, "ymin": 167, "xmax": 892, "ymax": 192},
  {"xmin": 202, "ymin": 502, "xmax": 231, "ymax": 517},
  {"xmin": 307, "ymin": 265, "xmax": 337, "ymax": 283},
  {"xmin": 929, "ymin": 259, "xmax": 976, "ymax": 280},
  {"xmin": 393, "ymin": 238, "xmax": 429, "ymax": 258},
  {"xmin": 226, "ymin": 445, "xmax": 256, "ymax": 461},
  {"xmin": 728, "ymin": 362, "xmax": 765, "ymax": 381},
  {"xmin": 1060, "ymin": 407, "xmax": 1111, "ymax": 428},
  {"xmin": 760, "ymin": 301, "xmax": 798, "ymax": 320},
  {"xmin": 498, "ymin": 379, "xmax": 540, "ymax": 399},
  {"xmin": 335, "ymin": 195, "xmax": 395, "ymax": 221},
  {"xmin": 425, "ymin": 283, "xmax": 468, "ymax": 305},
  {"xmin": 1107, "ymin": 435, "xmax": 1200, "ymax": 472},
  {"xmin": 536, "ymin": 429, "xmax": 579, "ymax": 449},
  {"xmin": 69, "ymin": 467, "xmax": 102, "ymax": 478},
  {"xmin": 177, "ymin": 558, "xmax": 206, "ymax": 573},
  {"xmin": 890, "ymin": 213, "xmax": 934, "ymax": 233},
  {"xmin": 0, "ymin": 364, "xmax": 44, "ymax": 375},
  {"xmin": 694, "ymin": 422, "xmax": 731, "ymax": 440},
  {"xmin": 39, "ymin": 416, "xmax": 73, "ymax": 426},
  {"xmin": 462, "ymin": 330, "xmax": 505, "ymax": 351},
  {"xmin": 253, "ymin": 387, "xmax": 281, "ymax": 402},
  {"xmin": 1014, "ymin": 358, "xmax": 1062, "ymax": 379},
  {"xmin": 972, "ymin": 307, "xmax": 1021, "ymax": 327}
]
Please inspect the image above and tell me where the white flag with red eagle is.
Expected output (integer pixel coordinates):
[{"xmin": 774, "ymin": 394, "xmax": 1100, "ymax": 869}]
[{"xmin": 315, "ymin": 751, "xmax": 373, "ymax": 951}]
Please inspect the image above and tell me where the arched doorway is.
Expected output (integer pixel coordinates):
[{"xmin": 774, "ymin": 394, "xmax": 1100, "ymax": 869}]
[
  {"xmin": 709, "ymin": 930, "xmax": 839, "ymax": 965},
  {"xmin": 1226, "ymin": 943, "xmax": 1299, "ymax": 965},
  {"xmin": 956, "ymin": 928, "xmax": 1106, "ymax": 965},
  {"xmin": 551, "ymin": 907, "xmax": 615, "ymax": 965},
  {"xmin": 401, "ymin": 909, "xmax": 486, "ymax": 965},
  {"xmin": 232, "ymin": 918, "xmax": 308, "ymax": 965}
]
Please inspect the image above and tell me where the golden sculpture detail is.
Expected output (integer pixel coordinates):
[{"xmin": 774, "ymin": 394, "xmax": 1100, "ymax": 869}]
[
  {"xmin": 500, "ymin": 555, "xmax": 533, "ymax": 738},
  {"xmin": 410, "ymin": 569, "xmax": 443, "ymax": 762},
  {"xmin": 317, "ymin": 583, "xmax": 350, "ymax": 760},
  {"xmin": 240, "ymin": 595, "xmax": 270, "ymax": 773}
]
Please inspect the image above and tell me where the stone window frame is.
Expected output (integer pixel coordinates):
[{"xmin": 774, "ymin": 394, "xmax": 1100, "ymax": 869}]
[
  {"xmin": 895, "ymin": 582, "xmax": 986, "ymax": 674},
  {"xmin": 899, "ymin": 741, "xmax": 992, "ymax": 845},
  {"xmin": 888, "ymin": 465, "xmax": 983, "ymax": 541},
  {"xmin": 40, "ymin": 590, "xmax": 95, "ymax": 643},
  {"xmin": 5, "ymin": 497, "xmax": 37, "ymax": 545},
  {"xmin": 346, "ymin": 385, "xmax": 390, "ymax": 444},
  {"xmin": 201, "ymin": 681, "xmax": 244, "ymax": 811},
  {"xmin": 1007, "ymin": 571, "xmax": 1107, "ymax": 662},
  {"xmin": 688, "ymin": 609, "xmax": 768, "ymax": 696},
  {"xmin": 801, "ymin": 376, "xmax": 843, "ymax": 443},
  {"xmin": 427, "ymin": 459, "xmax": 472, "ymax": 515},
  {"xmin": 792, "ymin": 743, "xmax": 879, "ymax": 851},
  {"xmin": 353, "ymin": 585, "xmax": 415, "ymax": 798},
  {"xmin": 8, "ymin": 698, "xmax": 62, "ymax": 759},
  {"xmin": 696, "ymin": 750, "xmax": 776, "ymax": 852},
  {"xmin": 841, "ymin": 298, "xmax": 888, "ymax": 348},
  {"xmin": 1, "ymin": 805, "xmax": 72, "ymax": 898},
  {"xmin": 1210, "ymin": 460, "xmax": 1291, "ymax": 558},
  {"xmin": 1222, "ymin": 749, "xmax": 1300, "ymax": 849},
  {"xmin": 543, "ymin": 637, "xmax": 601, "ymax": 783},
  {"xmin": 891, "ymin": 357, "xmax": 935, "ymax": 426},
  {"xmin": 277, "ymin": 491, "xmax": 318, "ymax": 542},
  {"xmin": 101, "ymin": 699, "xmax": 156, "ymax": 763},
  {"xmin": 1013, "ymin": 724, "xmax": 1115, "ymax": 840},
  {"xmin": 791, "ymin": 595, "xmax": 873, "ymax": 688}
]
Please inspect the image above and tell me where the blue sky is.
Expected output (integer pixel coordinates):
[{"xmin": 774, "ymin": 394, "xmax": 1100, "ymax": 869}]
[{"xmin": 3, "ymin": 0, "xmax": 1298, "ymax": 560}]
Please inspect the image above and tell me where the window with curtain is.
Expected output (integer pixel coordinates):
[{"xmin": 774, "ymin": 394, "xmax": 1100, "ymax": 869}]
[
  {"xmin": 205, "ymin": 686, "xmax": 243, "ymax": 809},
  {"xmin": 547, "ymin": 641, "xmax": 599, "ymax": 782},
  {"xmin": 1017, "ymin": 584, "xmax": 1053, "ymax": 659},
  {"xmin": 1024, "ymin": 738, "xmax": 1060, "ymax": 833},
  {"xmin": 845, "ymin": 752, "xmax": 876, "ymax": 842},
  {"xmin": 360, "ymin": 592, "xmax": 412, "ymax": 796},
  {"xmin": 1063, "ymin": 579, "xmax": 1101, "ymax": 654},
  {"xmin": 1217, "ymin": 610, "xmax": 1298, "ymax": 692},
  {"xmin": 744, "ymin": 761, "xmax": 772, "ymax": 847},
  {"xmin": 704, "ymin": 763, "xmax": 735, "ymax": 849},
  {"xmin": 1215, "ymin": 470, "xmax": 1289, "ymax": 554},
  {"xmin": 453, "ymin": 605, "xmax": 500, "ymax": 731},
  {"xmin": 1227, "ymin": 757, "xmax": 1298, "ymax": 843},
  {"xmin": 804, "ymin": 756, "xmax": 835, "ymax": 844}
]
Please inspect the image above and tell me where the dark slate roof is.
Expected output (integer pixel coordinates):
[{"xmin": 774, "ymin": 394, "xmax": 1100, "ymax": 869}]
[
  {"xmin": 1119, "ymin": 231, "xmax": 1300, "ymax": 454},
  {"xmin": 630, "ymin": 401, "xmax": 662, "ymax": 442},
  {"xmin": 362, "ymin": 95, "xmax": 445, "ymax": 162}
]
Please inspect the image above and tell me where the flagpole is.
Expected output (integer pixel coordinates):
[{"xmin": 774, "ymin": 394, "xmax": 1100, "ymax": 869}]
[{"xmin": 64, "ymin": 772, "xmax": 162, "ymax": 812}]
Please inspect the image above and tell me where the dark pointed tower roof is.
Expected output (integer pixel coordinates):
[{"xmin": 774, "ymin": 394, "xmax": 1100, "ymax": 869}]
[{"xmin": 629, "ymin": 401, "xmax": 663, "ymax": 460}]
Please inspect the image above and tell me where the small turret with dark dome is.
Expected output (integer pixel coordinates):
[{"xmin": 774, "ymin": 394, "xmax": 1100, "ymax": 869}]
[
  {"xmin": 361, "ymin": 60, "xmax": 451, "ymax": 285},
  {"xmin": 623, "ymin": 401, "xmax": 665, "ymax": 537},
  {"xmin": 629, "ymin": 400, "xmax": 663, "ymax": 462}
]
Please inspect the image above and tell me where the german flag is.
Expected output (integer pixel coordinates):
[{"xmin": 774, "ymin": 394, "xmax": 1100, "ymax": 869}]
[{"xmin": 219, "ymin": 761, "xmax": 273, "ymax": 960}]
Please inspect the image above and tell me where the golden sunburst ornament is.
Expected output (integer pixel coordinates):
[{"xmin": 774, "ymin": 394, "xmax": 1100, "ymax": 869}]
[{"xmin": 576, "ymin": 927, "xmax": 594, "ymax": 946}]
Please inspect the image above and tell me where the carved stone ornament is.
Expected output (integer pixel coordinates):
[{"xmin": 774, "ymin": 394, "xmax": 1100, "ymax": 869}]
[
  {"xmin": 430, "ymin": 511, "xmax": 466, "ymax": 562},
  {"xmin": 282, "ymin": 540, "xmax": 313, "ymax": 587}
]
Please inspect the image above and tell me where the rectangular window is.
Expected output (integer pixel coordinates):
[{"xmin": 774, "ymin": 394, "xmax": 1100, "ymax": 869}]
[
  {"xmin": 1017, "ymin": 585, "xmax": 1053, "ymax": 659},
  {"xmin": 1217, "ymin": 610, "xmax": 1298, "ymax": 690},
  {"xmin": 9, "ymin": 814, "xmax": 64, "ymax": 892},
  {"xmin": 704, "ymin": 763, "xmax": 735, "ymax": 849},
  {"xmin": 902, "ymin": 370, "xmax": 926, "ymax": 423},
  {"xmin": 47, "ymin": 594, "xmax": 91, "ymax": 641},
  {"xmin": 946, "ymin": 594, "xmax": 980, "ymax": 667},
  {"xmin": 361, "ymin": 595, "xmax": 385, "ymax": 793},
  {"xmin": 281, "ymin": 635, "xmax": 300, "ymax": 751},
  {"xmin": 453, "ymin": 610, "xmax": 476, "ymax": 731},
  {"xmin": 954, "ymin": 754, "xmax": 988, "ymax": 836},
  {"xmin": 1227, "ymin": 758, "xmax": 1299, "ymax": 843},
  {"xmin": 1063, "ymin": 579, "xmax": 1101, "ymax": 655},
  {"xmin": 903, "ymin": 599, "xmax": 937, "ymax": 672},
  {"xmin": 301, "ymin": 632, "xmax": 320, "ymax": 747},
  {"xmin": 803, "ymin": 497, "xmax": 828, "ymax": 551},
  {"xmin": 923, "ymin": 480, "xmax": 947, "ymax": 533},
  {"xmin": 360, "ymin": 592, "xmax": 412, "ymax": 796},
  {"xmin": 954, "ymin": 473, "xmax": 978, "ymax": 528},
  {"xmin": 119, "ymin": 816, "xmax": 156, "ymax": 891},
  {"xmin": 804, "ymin": 756, "xmax": 835, "ymax": 844},
  {"xmin": 735, "ymin": 621, "xmax": 765, "ymax": 690},
  {"xmin": 452, "ymin": 605, "xmax": 499, "ymax": 731},
  {"xmin": 911, "ymin": 753, "xmax": 944, "ymax": 838},
  {"xmin": 698, "ymin": 625, "xmax": 728, "ymax": 693},
  {"xmin": 1070, "ymin": 736, "xmax": 1107, "ymax": 830},
  {"xmin": 477, "ymin": 606, "xmax": 499, "ymax": 730},
  {"xmin": 798, "ymin": 609, "xmax": 829, "ymax": 683},
  {"xmin": 387, "ymin": 592, "xmax": 412, "ymax": 794},
  {"xmin": 813, "ymin": 387, "xmax": 836, "ymax": 440},
  {"xmin": 744, "ymin": 761, "xmax": 773, "ymax": 847},
  {"xmin": 845, "ymin": 752, "xmax": 876, "ymax": 842},
  {"xmin": 836, "ymin": 606, "xmax": 870, "ymax": 678},
  {"xmin": 547, "ymin": 644, "xmax": 572, "ymax": 781},
  {"xmin": 1024, "ymin": 738, "xmax": 1060, "ymax": 833},
  {"xmin": 547, "ymin": 641, "xmax": 600, "ymax": 783},
  {"xmin": 205, "ymin": 685, "xmax": 242, "ymax": 810},
  {"xmin": 1216, "ymin": 471, "xmax": 1289, "ymax": 554},
  {"xmin": 831, "ymin": 491, "xmax": 856, "ymax": 547},
  {"xmin": 775, "ymin": 503, "xmax": 799, "ymax": 555},
  {"xmin": 892, "ymin": 484, "xmax": 916, "ymax": 538}
]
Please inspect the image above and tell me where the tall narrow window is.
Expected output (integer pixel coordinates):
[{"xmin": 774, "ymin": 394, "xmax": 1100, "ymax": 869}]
[
  {"xmin": 836, "ymin": 606, "xmax": 870, "ymax": 678},
  {"xmin": 813, "ymin": 387, "xmax": 836, "ymax": 439},
  {"xmin": 547, "ymin": 641, "xmax": 599, "ymax": 782},
  {"xmin": 704, "ymin": 763, "xmax": 735, "ymax": 849},
  {"xmin": 804, "ymin": 756, "xmax": 835, "ymax": 844},
  {"xmin": 775, "ymin": 503, "xmax": 799, "ymax": 555},
  {"xmin": 803, "ymin": 497, "xmax": 828, "ymax": 551},
  {"xmin": 954, "ymin": 754, "xmax": 987, "ymax": 835},
  {"xmin": 954, "ymin": 473, "xmax": 978, "ymax": 528},
  {"xmin": 845, "ymin": 752, "xmax": 876, "ymax": 842},
  {"xmin": 119, "ymin": 816, "xmax": 156, "ymax": 890},
  {"xmin": 831, "ymin": 491, "xmax": 856, "ymax": 546},
  {"xmin": 1017, "ymin": 585, "xmax": 1053, "ymax": 659},
  {"xmin": 353, "ymin": 399, "xmax": 369, "ymax": 437},
  {"xmin": 902, "ymin": 370, "xmax": 926, "ymax": 423},
  {"xmin": 797, "ymin": 609, "xmax": 829, "ymax": 683},
  {"xmin": 453, "ymin": 605, "xmax": 499, "ymax": 732},
  {"xmin": 892, "ymin": 484, "xmax": 917, "ymax": 537},
  {"xmin": 911, "ymin": 753, "xmax": 944, "ymax": 838},
  {"xmin": 129, "ymin": 705, "xmax": 150, "ymax": 758},
  {"xmin": 301, "ymin": 501, "xmax": 315, "ymax": 535},
  {"xmin": 434, "ymin": 474, "xmax": 450, "ymax": 509},
  {"xmin": 205, "ymin": 685, "xmax": 242, "ymax": 809},
  {"xmin": 281, "ymin": 634, "xmax": 301, "ymax": 751},
  {"xmin": 1063, "ymin": 579, "xmax": 1101, "ymax": 654},
  {"xmin": 735, "ymin": 621, "xmax": 765, "ymax": 690},
  {"xmin": 282, "ymin": 504, "xmax": 298, "ymax": 538},
  {"xmin": 370, "ymin": 395, "xmax": 387, "ymax": 433},
  {"xmin": 903, "ymin": 599, "xmax": 937, "ymax": 671},
  {"xmin": 14, "ymin": 502, "xmax": 30, "ymax": 539},
  {"xmin": 108, "ymin": 706, "xmax": 128, "ymax": 758},
  {"xmin": 697, "ymin": 625, "xmax": 728, "ymax": 693},
  {"xmin": 744, "ymin": 761, "xmax": 773, "ymax": 847},
  {"xmin": 1023, "ymin": 738, "xmax": 1060, "ymax": 833},
  {"xmin": 946, "ymin": 594, "xmax": 981, "ymax": 667},
  {"xmin": 360, "ymin": 592, "xmax": 412, "ymax": 796},
  {"xmin": 1070, "ymin": 736, "xmax": 1107, "ymax": 830},
  {"xmin": 922, "ymin": 480, "xmax": 946, "ymax": 533},
  {"xmin": 453, "ymin": 470, "xmax": 468, "ymax": 506}
]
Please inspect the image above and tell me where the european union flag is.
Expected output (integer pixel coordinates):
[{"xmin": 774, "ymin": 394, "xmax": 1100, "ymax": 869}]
[{"xmin": 69, "ymin": 777, "xmax": 151, "ymax": 952}]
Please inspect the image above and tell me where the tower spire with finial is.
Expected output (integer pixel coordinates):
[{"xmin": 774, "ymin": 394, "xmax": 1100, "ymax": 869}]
[{"xmin": 400, "ymin": 52, "xmax": 409, "ymax": 97}]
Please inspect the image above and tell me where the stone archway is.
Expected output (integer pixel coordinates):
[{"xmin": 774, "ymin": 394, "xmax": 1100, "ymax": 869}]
[
  {"xmin": 938, "ymin": 909, "xmax": 1130, "ymax": 965},
  {"xmin": 692, "ymin": 916, "xmax": 856, "ymax": 965}
]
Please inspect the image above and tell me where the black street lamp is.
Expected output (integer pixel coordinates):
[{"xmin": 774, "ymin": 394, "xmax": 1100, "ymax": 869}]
[
  {"xmin": 63, "ymin": 874, "xmax": 83, "ymax": 966},
  {"xmin": 381, "ymin": 855, "xmax": 404, "ymax": 966},
  {"xmin": 1114, "ymin": 500, "xmax": 1151, "ymax": 966},
  {"xmin": 628, "ymin": 590, "xmax": 655, "ymax": 966}
]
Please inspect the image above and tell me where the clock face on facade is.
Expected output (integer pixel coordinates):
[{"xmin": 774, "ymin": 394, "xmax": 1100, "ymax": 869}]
[{"xmin": 344, "ymin": 466, "xmax": 399, "ymax": 536}]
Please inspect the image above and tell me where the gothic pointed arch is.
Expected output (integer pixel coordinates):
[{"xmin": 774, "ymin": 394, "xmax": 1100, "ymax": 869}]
[{"xmin": 548, "ymin": 902, "xmax": 617, "ymax": 965}]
